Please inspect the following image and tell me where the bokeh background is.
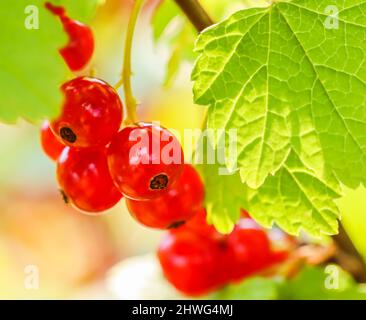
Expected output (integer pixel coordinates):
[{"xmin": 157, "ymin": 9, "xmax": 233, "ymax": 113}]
[{"xmin": 1, "ymin": 0, "xmax": 366, "ymax": 299}]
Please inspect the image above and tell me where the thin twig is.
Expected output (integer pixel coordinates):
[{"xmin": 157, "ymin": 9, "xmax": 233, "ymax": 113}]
[
  {"xmin": 115, "ymin": 0, "xmax": 145, "ymax": 125},
  {"xmin": 332, "ymin": 224, "xmax": 366, "ymax": 282},
  {"xmin": 174, "ymin": 0, "xmax": 214, "ymax": 32}
]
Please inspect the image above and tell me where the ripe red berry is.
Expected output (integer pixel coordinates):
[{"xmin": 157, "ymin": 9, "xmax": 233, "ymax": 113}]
[
  {"xmin": 158, "ymin": 230, "xmax": 223, "ymax": 296},
  {"xmin": 57, "ymin": 147, "xmax": 122, "ymax": 213},
  {"xmin": 51, "ymin": 77, "xmax": 123, "ymax": 148},
  {"xmin": 45, "ymin": 2, "xmax": 65, "ymax": 16},
  {"xmin": 182, "ymin": 208, "xmax": 223, "ymax": 241},
  {"xmin": 107, "ymin": 123, "xmax": 184, "ymax": 200},
  {"xmin": 268, "ymin": 250, "xmax": 289, "ymax": 265},
  {"xmin": 227, "ymin": 222, "xmax": 273, "ymax": 281},
  {"xmin": 125, "ymin": 164, "xmax": 204, "ymax": 229},
  {"xmin": 240, "ymin": 208, "xmax": 251, "ymax": 218},
  {"xmin": 46, "ymin": 2, "xmax": 94, "ymax": 71},
  {"xmin": 40, "ymin": 121, "xmax": 65, "ymax": 161}
]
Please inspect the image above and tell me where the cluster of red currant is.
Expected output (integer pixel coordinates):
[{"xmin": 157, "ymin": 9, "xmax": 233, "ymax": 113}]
[
  {"xmin": 40, "ymin": 76, "xmax": 192, "ymax": 221},
  {"xmin": 41, "ymin": 4, "xmax": 203, "ymax": 230},
  {"xmin": 158, "ymin": 210, "xmax": 289, "ymax": 296}
]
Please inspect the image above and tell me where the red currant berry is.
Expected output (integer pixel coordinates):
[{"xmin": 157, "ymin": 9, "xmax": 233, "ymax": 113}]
[
  {"xmin": 268, "ymin": 250, "xmax": 289, "ymax": 265},
  {"xmin": 125, "ymin": 164, "xmax": 204, "ymax": 229},
  {"xmin": 158, "ymin": 230, "xmax": 223, "ymax": 296},
  {"xmin": 45, "ymin": 2, "xmax": 65, "ymax": 16},
  {"xmin": 108, "ymin": 122, "xmax": 184, "ymax": 200},
  {"xmin": 46, "ymin": 2, "xmax": 94, "ymax": 71},
  {"xmin": 240, "ymin": 208, "xmax": 251, "ymax": 218},
  {"xmin": 182, "ymin": 208, "xmax": 224, "ymax": 241},
  {"xmin": 51, "ymin": 77, "xmax": 123, "ymax": 148},
  {"xmin": 227, "ymin": 223, "xmax": 272, "ymax": 281},
  {"xmin": 40, "ymin": 121, "xmax": 65, "ymax": 161},
  {"xmin": 57, "ymin": 147, "xmax": 122, "ymax": 213}
]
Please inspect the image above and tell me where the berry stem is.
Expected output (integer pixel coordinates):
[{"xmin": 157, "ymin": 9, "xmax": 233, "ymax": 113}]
[
  {"xmin": 332, "ymin": 224, "xmax": 366, "ymax": 282},
  {"xmin": 173, "ymin": 0, "xmax": 214, "ymax": 32},
  {"xmin": 115, "ymin": 0, "xmax": 145, "ymax": 125}
]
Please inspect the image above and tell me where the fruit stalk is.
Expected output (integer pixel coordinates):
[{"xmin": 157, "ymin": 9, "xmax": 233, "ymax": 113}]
[
  {"xmin": 175, "ymin": 0, "xmax": 366, "ymax": 283},
  {"xmin": 116, "ymin": 0, "xmax": 145, "ymax": 124},
  {"xmin": 173, "ymin": 0, "xmax": 214, "ymax": 32},
  {"xmin": 332, "ymin": 224, "xmax": 366, "ymax": 282}
]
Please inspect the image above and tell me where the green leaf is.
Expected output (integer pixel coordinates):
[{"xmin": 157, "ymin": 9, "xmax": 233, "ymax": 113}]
[
  {"xmin": 0, "ymin": 0, "xmax": 99, "ymax": 123},
  {"xmin": 277, "ymin": 265, "xmax": 366, "ymax": 300},
  {"xmin": 246, "ymin": 151, "xmax": 341, "ymax": 236},
  {"xmin": 202, "ymin": 150, "xmax": 340, "ymax": 236},
  {"xmin": 151, "ymin": 0, "xmax": 274, "ymax": 87},
  {"xmin": 215, "ymin": 265, "xmax": 366, "ymax": 300},
  {"xmin": 192, "ymin": 0, "xmax": 366, "ymax": 190},
  {"xmin": 195, "ymin": 134, "xmax": 244, "ymax": 234},
  {"xmin": 199, "ymin": 162, "xmax": 244, "ymax": 234},
  {"xmin": 214, "ymin": 277, "xmax": 279, "ymax": 300}
]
